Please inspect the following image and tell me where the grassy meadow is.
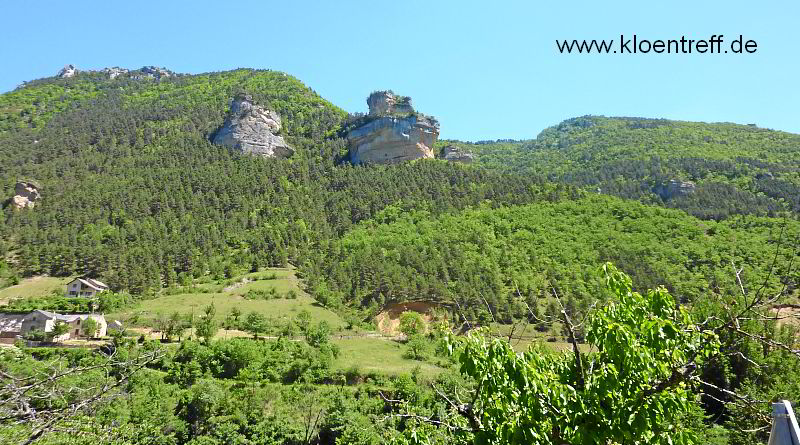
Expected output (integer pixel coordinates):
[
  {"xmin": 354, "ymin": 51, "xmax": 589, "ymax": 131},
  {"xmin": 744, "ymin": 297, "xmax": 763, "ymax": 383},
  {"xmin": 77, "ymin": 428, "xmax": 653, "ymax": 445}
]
[
  {"xmin": 0, "ymin": 276, "xmax": 69, "ymax": 304},
  {"xmin": 0, "ymin": 268, "xmax": 583, "ymax": 377},
  {"xmin": 110, "ymin": 269, "xmax": 345, "ymax": 329}
]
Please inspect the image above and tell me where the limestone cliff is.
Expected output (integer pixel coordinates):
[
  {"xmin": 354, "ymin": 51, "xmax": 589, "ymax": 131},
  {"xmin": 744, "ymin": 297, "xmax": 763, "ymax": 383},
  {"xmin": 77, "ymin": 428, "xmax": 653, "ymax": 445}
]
[
  {"xmin": 212, "ymin": 94, "xmax": 293, "ymax": 158},
  {"xmin": 10, "ymin": 181, "xmax": 41, "ymax": 209},
  {"xmin": 347, "ymin": 91, "xmax": 439, "ymax": 165}
]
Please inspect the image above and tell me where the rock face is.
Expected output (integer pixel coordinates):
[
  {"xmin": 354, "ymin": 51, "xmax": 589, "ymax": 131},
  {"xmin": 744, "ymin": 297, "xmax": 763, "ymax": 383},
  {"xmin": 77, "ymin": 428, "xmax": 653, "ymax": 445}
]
[
  {"xmin": 441, "ymin": 145, "xmax": 474, "ymax": 163},
  {"xmin": 347, "ymin": 91, "xmax": 439, "ymax": 165},
  {"xmin": 367, "ymin": 91, "xmax": 414, "ymax": 116},
  {"xmin": 655, "ymin": 179, "xmax": 696, "ymax": 200},
  {"xmin": 102, "ymin": 67, "xmax": 130, "ymax": 79},
  {"xmin": 348, "ymin": 117, "xmax": 438, "ymax": 164},
  {"xmin": 11, "ymin": 181, "xmax": 41, "ymax": 209},
  {"xmin": 57, "ymin": 64, "xmax": 77, "ymax": 78},
  {"xmin": 52, "ymin": 65, "xmax": 178, "ymax": 81},
  {"xmin": 212, "ymin": 94, "xmax": 293, "ymax": 158},
  {"xmin": 130, "ymin": 66, "xmax": 174, "ymax": 80}
]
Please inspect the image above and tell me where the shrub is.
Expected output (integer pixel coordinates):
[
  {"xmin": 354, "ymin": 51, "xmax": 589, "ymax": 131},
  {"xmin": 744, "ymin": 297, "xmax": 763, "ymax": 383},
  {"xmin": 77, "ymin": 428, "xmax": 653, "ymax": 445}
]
[
  {"xmin": 404, "ymin": 334, "xmax": 430, "ymax": 361},
  {"xmin": 399, "ymin": 311, "xmax": 425, "ymax": 339}
]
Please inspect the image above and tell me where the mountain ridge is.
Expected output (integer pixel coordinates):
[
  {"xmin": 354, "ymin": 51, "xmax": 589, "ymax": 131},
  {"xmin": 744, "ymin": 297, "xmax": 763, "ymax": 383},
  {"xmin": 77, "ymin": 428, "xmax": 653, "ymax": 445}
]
[{"xmin": 0, "ymin": 66, "xmax": 797, "ymax": 304}]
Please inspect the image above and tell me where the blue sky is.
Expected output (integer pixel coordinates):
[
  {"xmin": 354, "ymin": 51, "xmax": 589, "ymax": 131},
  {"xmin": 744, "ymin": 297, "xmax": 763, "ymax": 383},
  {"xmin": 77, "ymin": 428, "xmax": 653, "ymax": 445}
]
[{"xmin": 1, "ymin": 0, "xmax": 797, "ymax": 141}]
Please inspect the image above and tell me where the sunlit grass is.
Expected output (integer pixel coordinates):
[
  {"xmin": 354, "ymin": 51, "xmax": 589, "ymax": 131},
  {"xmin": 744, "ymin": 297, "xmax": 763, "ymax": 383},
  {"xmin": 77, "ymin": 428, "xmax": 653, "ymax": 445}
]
[
  {"xmin": 110, "ymin": 268, "xmax": 345, "ymax": 329},
  {"xmin": 0, "ymin": 276, "xmax": 69, "ymax": 303},
  {"xmin": 332, "ymin": 337, "xmax": 445, "ymax": 377}
]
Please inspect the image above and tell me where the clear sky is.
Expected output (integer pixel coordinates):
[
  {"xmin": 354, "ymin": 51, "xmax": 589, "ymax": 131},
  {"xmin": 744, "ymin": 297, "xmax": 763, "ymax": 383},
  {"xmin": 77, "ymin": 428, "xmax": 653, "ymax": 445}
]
[{"xmin": 1, "ymin": 0, "xmax": 797, "ymax": 141}]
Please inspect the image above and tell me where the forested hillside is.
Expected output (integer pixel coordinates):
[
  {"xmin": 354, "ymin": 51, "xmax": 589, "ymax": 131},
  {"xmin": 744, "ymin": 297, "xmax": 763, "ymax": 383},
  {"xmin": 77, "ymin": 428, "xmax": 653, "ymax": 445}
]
[
  {"xmin": 1, "ymin": 66, "xmax": 800, "ymax": 445},
  {"xmin": 1, "ymin": 69, "xmax": 798, "ymax": 310},
  {"xmin": 444, "ymin": 116, "xmax": 800, "ymax": 219},
  {"xmin": 310, "ymin": 195, "xmax": 798, "ymax": 322},
  {"xmin": 0, "ymin": 69, "xmax": 554, "ymax": 293}
]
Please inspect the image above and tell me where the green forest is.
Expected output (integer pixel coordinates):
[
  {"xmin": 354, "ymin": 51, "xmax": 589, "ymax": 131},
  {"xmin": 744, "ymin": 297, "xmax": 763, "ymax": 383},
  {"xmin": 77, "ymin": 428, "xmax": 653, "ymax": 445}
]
[
  {"xmin": 0, "ymin": 67, "xmax": 799, "ymax": 445},
  {"xmin": 447, "ymin": 116, "xmax": 800, "ymax": 219}
]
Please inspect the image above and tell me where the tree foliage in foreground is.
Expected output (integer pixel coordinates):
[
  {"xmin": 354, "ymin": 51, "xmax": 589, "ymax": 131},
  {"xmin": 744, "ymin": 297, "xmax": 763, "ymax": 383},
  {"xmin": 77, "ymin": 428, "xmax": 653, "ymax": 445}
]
[
  {"xmin": 1, "ymin": 262, "xmax": 798, "ymax": 445},
  {"xmin": 439, "ymin": 264, "xmax": 720, "ymax": 445}
]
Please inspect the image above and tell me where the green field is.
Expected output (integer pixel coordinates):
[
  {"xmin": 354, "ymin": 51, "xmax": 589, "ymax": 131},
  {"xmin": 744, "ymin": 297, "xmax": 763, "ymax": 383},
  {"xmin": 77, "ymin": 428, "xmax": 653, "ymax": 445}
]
[
  {"xmin": 0, "ymin": 276, "xmax": 69, "ymax": 303},
  {"xmin": 110, "ymin": 268, "xmax": 346, "ymax": 329},
  {"xmin": 2, "ymin": 268, "xmax": 455, "ymax": 376},
  {"xmin": 124, "ymin": 269, "xmax": 459, "ymax": 376},
  {"xmin": 1, "ymin": 269, "xmax": 581, "ymax": 377},
  {"xmin": 332, "ymin": 337, "xmax": 445, "ymax": 376}
]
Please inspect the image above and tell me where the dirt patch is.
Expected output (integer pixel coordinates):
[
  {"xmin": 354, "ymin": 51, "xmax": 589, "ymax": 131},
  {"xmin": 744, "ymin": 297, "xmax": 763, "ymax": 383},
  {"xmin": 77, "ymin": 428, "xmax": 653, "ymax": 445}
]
[
  {"xmin": 772, "ymin": 304, "xmax": 800, "ymax": 328},
  {"xmin": 214, "ymin": 329, "xmax": 252, "ymax": 339},
  {"xmin": 128, "ymin": 327, "xmax": 161, "ymax": 340},
  {"xmin": 223, "ymin": 278, "xmax": 251, "ymax": 292},
  {"xmin": 375, "ymin": 301, "xmax": 440, "ymax": 336}
]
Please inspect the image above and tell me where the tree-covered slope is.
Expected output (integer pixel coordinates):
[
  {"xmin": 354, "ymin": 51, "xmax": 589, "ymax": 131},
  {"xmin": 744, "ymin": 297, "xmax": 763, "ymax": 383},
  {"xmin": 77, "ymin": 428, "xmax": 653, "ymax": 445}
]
[
  {"xmin": 310, "ymin": 194, "xmax": 798, "ymax": 322},
  {"xmin": 1, "ymin": 69, "xmax": 798, "ymax": 313},
  {"xmin": 0, "ymin": 68, "xmax": 347, "ymax": 137},
  {"xmin": 2, "ymin": 68, "xmax": 799, "ymax": 445},
  {"xmin": 446, "ymin": 116, "xmax": 800, "ymax": 219},
  {"xmin": 0, "ymin": 67, "xmax": 559, "ymax": 292}
]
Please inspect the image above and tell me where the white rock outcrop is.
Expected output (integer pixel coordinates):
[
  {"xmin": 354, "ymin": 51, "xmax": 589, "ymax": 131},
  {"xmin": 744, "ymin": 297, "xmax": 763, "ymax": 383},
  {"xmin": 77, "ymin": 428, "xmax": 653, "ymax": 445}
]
[
  {"xmin": 347, "ymin": 116, "xmax": 438, "ymax": 164},
  {"xmin": 347, "ymin": 91, "xmax": 439, "ymax": 165},
  {"xmin": 367, "ymin": 91, "xmax": 414, "ymax": 116},
  {"xmin": 441, "ymin": 145, "xmax": 474, "ymax": 163},
  {"xmin": 655, "ymin": 179, "xmax": 696, "ymax": 200},
  {"xmin": 102, "ymin": 67, "xmax": 129, "ymax": 79},
  {"xmin": 212, "ymin": 95, "xmax": 293, "ymax": 158},
  {"xmin": 57, "ymin": 65, "xmax": 77, "ymax": 78},
  {"xmin": 10, "ymin": 181, "xmax": 41, "ymax": 209}
]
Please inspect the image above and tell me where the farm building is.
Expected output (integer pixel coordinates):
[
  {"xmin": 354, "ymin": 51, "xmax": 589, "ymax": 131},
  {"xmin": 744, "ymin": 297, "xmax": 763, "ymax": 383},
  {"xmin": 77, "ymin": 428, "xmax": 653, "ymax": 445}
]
[
  {"xmin": 66, "ymin": 277, "xmax": 109, "ymax": 298},
  {"xmin": 19, "ymin": 310, "xmax": 108, "ymax": 340}
]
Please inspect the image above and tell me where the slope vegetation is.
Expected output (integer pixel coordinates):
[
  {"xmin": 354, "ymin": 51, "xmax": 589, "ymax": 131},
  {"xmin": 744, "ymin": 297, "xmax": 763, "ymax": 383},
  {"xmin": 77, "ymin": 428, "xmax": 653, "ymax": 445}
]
[{"xmin": 447, "ymin": 116, "xmax": 800, "ymax": 219}]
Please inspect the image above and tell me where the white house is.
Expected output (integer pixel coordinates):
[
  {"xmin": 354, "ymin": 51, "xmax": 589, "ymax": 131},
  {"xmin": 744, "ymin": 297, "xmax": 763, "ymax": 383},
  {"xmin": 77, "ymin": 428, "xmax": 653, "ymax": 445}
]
[
  {"xmin": 20, "ymin": 310, "xmax": 108, "ymax": 340},
  {"xmin": 66, "ymin": 277, "xmax": 109, "ymax": 298}
]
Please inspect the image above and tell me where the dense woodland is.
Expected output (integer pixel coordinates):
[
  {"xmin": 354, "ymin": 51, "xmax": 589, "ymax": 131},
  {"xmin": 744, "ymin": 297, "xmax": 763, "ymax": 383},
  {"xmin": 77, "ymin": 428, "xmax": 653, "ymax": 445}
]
[
  {"xmin": 449, "ymin": 116, "xmax": 800, "ymax": 219},
  {"xmin": 0, "ymin": 68, "xmax": 799, "ymax": 444},
  {"xmin": 311, "ymin": 196, "xmax": 798, "ymax": 322}
]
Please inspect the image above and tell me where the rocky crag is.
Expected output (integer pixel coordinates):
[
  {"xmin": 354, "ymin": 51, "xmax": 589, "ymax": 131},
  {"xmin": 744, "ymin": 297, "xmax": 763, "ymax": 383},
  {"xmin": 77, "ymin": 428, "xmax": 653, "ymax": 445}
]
[
  {"xmin": 9, "ymin": 181, "xmax": 41, "ymax": 210},
  {"xmin": 441, "ymin": 145, "xmax": 474, "ymax": 163},
  {"xmin": 655, "ymin": 179, "xmax": 696, "ymax": 200},
  {"xmin": 366, "ymin": 91, "xmax": 414, "ymax": 116},
  {"xmin": 347, "ymin": 91, "xmax": 439, "ymax": 165},
  {"xmin": 130, "ymin": 66, "xmax": 174, "ymax": 80},
  {"xmin": 103, "ymin": 67, "xmax": 129, "ymax": 79},
  {"xmin": 212, "ymin": 94, "xmax": 294, "ymax": 158},
  {"xmin": 57, "ymin": 65, "xmax": 77, "ymax": 78},
  {"xmin": 54, "ymin": 65, "xmax": 175, "ymax": 80}
]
